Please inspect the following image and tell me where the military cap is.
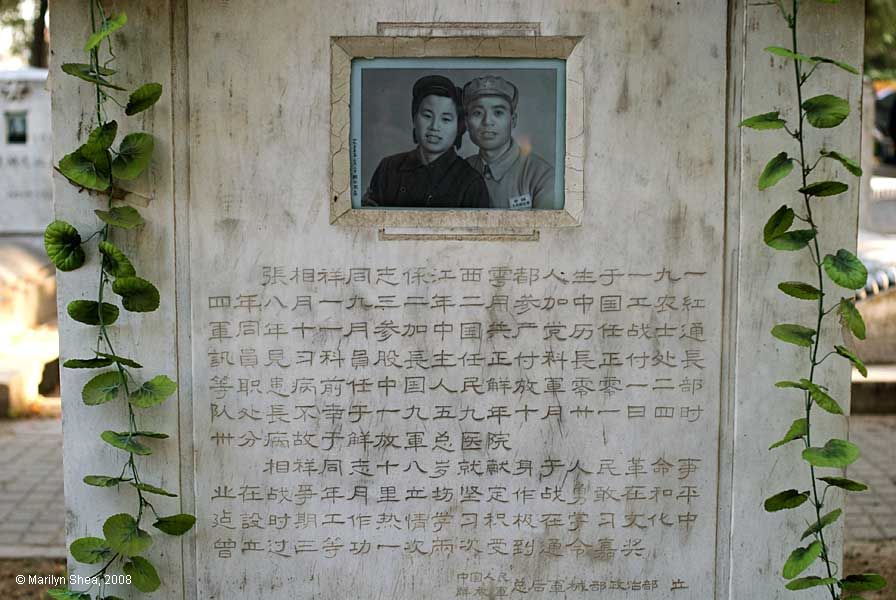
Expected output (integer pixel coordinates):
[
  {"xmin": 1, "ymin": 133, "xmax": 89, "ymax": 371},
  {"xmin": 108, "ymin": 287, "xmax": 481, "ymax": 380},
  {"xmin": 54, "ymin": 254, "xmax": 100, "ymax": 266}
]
[{"xmin": 462, "ymin": 75, "xmax": 518, "ymax": 111}]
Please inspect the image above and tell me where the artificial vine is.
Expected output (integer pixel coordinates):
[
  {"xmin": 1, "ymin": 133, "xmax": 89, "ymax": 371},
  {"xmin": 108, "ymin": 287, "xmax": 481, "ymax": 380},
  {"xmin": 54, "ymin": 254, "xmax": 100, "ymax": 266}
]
[
  {"xmin": 745, "ymin": 1, "xmax": 887, "ymax": 598},
  {"xmin": 45, "ymin": 3, "xmax": 194, "ymax": 599}
]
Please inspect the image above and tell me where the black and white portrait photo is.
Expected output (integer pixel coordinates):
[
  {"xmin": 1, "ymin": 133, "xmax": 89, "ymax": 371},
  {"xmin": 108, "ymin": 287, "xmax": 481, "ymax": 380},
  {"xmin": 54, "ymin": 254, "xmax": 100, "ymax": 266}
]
[{"xmin": 350, "ymin": 58, "xmax": 566, "ymax": 210}]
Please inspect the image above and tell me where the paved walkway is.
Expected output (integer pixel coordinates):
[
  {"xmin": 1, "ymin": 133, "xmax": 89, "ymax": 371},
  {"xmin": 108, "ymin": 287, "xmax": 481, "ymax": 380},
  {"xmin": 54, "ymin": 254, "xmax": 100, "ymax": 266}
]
[
  {"xmin": 845, "ymin": 415, "xmax": 896, "ymax": 541},
  {"xmin": 0, "ymin": 418, "xmax": 64, "ymax": 558},
  {"xmin": 0, "ymin": 415, "xmax": 892, "ymax": 560}
]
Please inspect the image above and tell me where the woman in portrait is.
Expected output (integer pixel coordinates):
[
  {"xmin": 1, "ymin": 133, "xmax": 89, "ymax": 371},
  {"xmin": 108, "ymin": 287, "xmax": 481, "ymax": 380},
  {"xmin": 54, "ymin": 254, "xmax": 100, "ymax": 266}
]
[{"xmin": 362, "ymin": 75, "xmax": 490, "ymax": 208}]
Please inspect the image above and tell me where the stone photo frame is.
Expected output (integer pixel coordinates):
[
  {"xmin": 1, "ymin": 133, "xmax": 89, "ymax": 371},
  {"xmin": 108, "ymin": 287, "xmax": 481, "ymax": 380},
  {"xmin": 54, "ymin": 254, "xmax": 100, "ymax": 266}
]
[{"xmin": 330, "ymin": 35, "xmax": 585, "ymax": 231}]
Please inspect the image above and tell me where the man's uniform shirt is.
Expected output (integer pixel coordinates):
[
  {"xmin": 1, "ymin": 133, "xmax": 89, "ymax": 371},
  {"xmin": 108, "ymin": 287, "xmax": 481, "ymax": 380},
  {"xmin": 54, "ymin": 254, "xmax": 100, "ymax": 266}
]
[
  {"xmin": 466, "ymin": 139, "xmax": 556, "ymax": 209},
  {"xmin": 363, "ymin": 147, "xmax": 489, "ymax": 208}
]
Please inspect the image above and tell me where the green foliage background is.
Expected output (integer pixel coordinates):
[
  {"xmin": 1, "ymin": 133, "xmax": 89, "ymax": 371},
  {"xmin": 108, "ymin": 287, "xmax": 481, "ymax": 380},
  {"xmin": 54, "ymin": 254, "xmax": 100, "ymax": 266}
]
[
  {"xmin": 0, "ymin": 0, "xmax": 28, "ymax": 58},
  {"xmin": 867, "ymin": 0, "xmax": 896, "ymax": 79}
]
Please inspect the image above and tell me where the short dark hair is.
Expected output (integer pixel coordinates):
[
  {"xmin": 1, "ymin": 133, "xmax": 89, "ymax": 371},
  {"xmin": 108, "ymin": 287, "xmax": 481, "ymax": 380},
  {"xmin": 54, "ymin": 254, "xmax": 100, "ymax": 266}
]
[{"xmin": 411, "ymin": 75, "xmax": 465, "ymax": 149}]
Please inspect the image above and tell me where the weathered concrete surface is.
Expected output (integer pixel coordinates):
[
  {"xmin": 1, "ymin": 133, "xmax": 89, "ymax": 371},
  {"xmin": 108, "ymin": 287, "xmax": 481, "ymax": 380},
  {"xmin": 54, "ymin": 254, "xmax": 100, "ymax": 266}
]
[
  {"xmin": 52, "ymin": 2, "xmax": 184, "ymax": 598},
  {"xmin": 729, "ymin": 1, "xmax": 863, "ymax": 597}
]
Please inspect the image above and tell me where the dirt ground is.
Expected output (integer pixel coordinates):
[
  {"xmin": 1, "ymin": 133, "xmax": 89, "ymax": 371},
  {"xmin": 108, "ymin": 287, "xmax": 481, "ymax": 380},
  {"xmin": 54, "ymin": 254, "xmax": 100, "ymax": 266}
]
[
  {"xmin": 845, "ymin": 540, "xmax": 896, "ymax": 600},
  {"xmin": 0, "ymin": 543, "xmax": 893, "ymax": 598},
  {"xmin": 0, "ymin": 558, "xmax": 66, "ymax": 599}
]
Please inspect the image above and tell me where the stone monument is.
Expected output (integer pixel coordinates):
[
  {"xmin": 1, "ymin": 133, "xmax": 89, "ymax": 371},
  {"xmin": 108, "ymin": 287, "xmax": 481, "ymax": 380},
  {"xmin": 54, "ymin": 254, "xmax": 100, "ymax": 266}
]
[{"xmin": 51, "ymin": 2, "xmax": 864, "ymax": 598}]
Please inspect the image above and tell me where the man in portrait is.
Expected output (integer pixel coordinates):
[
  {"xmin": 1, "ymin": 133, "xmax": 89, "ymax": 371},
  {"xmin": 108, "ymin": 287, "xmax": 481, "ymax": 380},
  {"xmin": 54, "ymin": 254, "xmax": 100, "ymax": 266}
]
[
  {"xmin": 362, "ymin": 75, "xmax": 489, "ymax": 208},
  {"xmin": 463, "ymin": 75, "xmax": 556, "ymax": 209}
]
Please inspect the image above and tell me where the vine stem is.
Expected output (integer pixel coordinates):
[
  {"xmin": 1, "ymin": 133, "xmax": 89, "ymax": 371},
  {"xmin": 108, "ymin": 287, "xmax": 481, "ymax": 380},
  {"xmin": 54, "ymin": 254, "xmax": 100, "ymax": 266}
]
[
  {"xmin": 788, "ymin": 1, "xmax": 838, "ymax": 598},
  {"xmin": 78, "ymin": 0, "xmax": 149, "ymax": 592}
]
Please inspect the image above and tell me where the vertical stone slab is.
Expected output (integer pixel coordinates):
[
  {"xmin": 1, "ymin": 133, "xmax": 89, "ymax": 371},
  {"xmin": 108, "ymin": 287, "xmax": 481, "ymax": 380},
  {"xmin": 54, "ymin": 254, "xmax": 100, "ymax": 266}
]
[
  {"xmin": 52, "ymin": 2, "xmax": 187, "ymax": 597},
  {"xmin": 729, "ymin": 1, "xmax": 864, "ymax": 598},
  {"xmin": 187, "ymin": 2, "xmax": 727, "ymax": 598}
]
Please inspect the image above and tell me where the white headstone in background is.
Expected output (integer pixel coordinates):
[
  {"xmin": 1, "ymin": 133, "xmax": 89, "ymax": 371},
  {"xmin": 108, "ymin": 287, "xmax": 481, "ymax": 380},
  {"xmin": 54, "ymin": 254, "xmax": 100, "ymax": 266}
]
[
  {"xmin": 1, "ymin": 68, "xmax": 52, "ymax": 251},
  {"xmin": 0, "ymin": 68, "xmax": 56, "ymax": 417},
  {"xmin": 51, "ymin": 2, "xmax": 864, "ymax": 599}
]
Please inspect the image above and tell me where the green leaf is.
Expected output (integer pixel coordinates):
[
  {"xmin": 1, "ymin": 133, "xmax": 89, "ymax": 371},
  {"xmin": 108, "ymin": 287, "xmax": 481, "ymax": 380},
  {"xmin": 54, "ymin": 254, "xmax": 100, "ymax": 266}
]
[
  {"xmin": 802, "ymin": 379, "xmax": 843, "ymax": 414},
  {"xmin": 802, "ymin": 94, "xmax": 850, "ymax": 128},
  {"xmin": 823, "ymin": 249, "xmax": 868, "ymax": 290},
  {"xmin": 96, "ymin": 352, "xmax": 143, "ymax": 369},
  {"xmin": 98, "ymin": 240, "xmax": 136, "ymax": 278},
  {"xmin": 783, "ymin": 541, "xmax": 823, "ymax": 579},
  {"xmin": 740, "ymin": 111, "xmax": 786, "ymax": 130},
  {"xmin": 84, "ymin": 12, "xmax": 127, "ymax": 52},
  {"xmin": 765, "ymin": 46, "xmax": 815, "ymax": 62},
  {"xmin": 47, "ymin": 589, "xmax": 91, "ymax": 600},
  {"xmin": 77, "ymin": 147, "xmax": 112, "ymax": 182},
  {"xmin": 799, "ymin": 180, "xmax": 849, "ymax": 197},
  {"xmin": 810, "ymin": 56, "xmax": 860, "ymax": 75},
  {"xmin": 126, "ymin": 83, "xmax": 163, "ymax": 115},
  {"xmin": 801, "ymin": 508, "xmax": 842, "ymax": 540},
  {"xmin": 770, "ymin": 418, "xmax": 808, "ymax": 450},
  {"xmin": 123, "ymin": 556, "xmax": 161, "ymax": 593},
  {"xmin": 132, "ymin": 430, "xmax": 169, "ymax": 439},
  {"xmin": 764, "ymin": 489, "xmax": 809, "ymax": 512},
  {"xmin": 67, "ymin": 300, "xmax": 119, "ymax": 326},
  {"xmin": 767, "ymin": 229, "xmax": 817, "ymax": 251},
  {"xmin": 82, "ymin": 372, "xmax": 124, "ymax": 405},
  {"xmin": 839, "ymin": 298, "xmax": 866, "ymax": 340},
  {"xmin": 835, "ymin": 345, "xmax": 868, "ymax": 377},
  {"xmin": 786, "ymin": 576, "xmax": 838, "ymax": 590},
  {"xmin": 112, "ymin": 133, "xmax": 154, "ymax": 180},
  {"xmin": 101, "ymin": 430, "xmax": 152, "ymax": 455},
  {"xmin": 58, "ymin": 146, "xmax": 111, "ymax": 191},
  {"xmin": 130, "ymin": 375, "xmax": 178, "ymax": 408},
  {"xmin": 60, "ymin": 63, "xmax": 125, "ymax": 90},
  {"xmin": 764, "ymin": 205, "xmax": 795, "ymax": 243},
  {"xmin": 152, "ymin": 514, "xmax": 196, "ymax": 536},
  {"xmin": 44, "ymin": 221, "xmax": 85, "ymax": 271},
  {"xmin": 841, "ymin": 573, "xmax": 887, "ymax": 592},
  {"xmin": 112, "ymin": 277, "xmax": 160, "ymax": 312},
  {"xmin": 70, "ymin": 536, "xmax": 112, "ymax": 564},
  {"xmin": 759, "ymin": 152, "xmax": 795, "ymax": 190},
  {"xmin": 818, "ymin": 476, "xmax": 868, "ymax": 492},
  {"xmin": 776, "ymin": 380, "xmax": 810, "ymax": 390},
  {"xmin": 778, "ymin": 281, "xmax": 822, "ymax": 300},
  {"xmin": 760, "ymin": 206, "xmax": 814, "ymax": 252},
  {"xmin": 86, "ymin": 121, "xmax": 118, "ymax": 151},
  {"xmin": 821, "ymin": 150, "xmax": 863, "ymax": 176},
  {"xmin": 771, "ymin": 324, "xmax": 815, "ymax": 347},
  {"xmin": 63, "ymin": 357, "xmax": 114, "ymax": 369},
  {"xmin": 102, "ymin": 513, "xmax": 152, "ymax": 557},
  {"xmin": 131, "ymin": 482, "xmax": 177, "ymax": 497},
  {"xmin": 803, "ymin": 439, "xmax": 861, "ymax": 468},
  {"xmin": 94, "ymin": 206, "xmax": 145, "ymax": 229},
  {"xmin": 83, "ymin": 475, "xmax": 128, "ymax": 487}
]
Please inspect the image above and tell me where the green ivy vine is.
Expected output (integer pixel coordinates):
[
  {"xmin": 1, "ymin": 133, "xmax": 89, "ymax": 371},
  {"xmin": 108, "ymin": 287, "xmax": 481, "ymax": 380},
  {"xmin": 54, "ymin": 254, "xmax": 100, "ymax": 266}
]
[
  {"xmin": 45, "ymin": 2, "xmax": 194, "ymax": 599},
  {"xmin": 744, "ymin": 1, "xmax": 887, "ymax": 598}
]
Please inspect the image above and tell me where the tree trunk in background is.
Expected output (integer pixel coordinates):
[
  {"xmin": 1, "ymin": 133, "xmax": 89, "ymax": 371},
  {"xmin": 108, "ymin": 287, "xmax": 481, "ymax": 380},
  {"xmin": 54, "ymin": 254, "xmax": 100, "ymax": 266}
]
[{"xmin": 28, "ymin": 0, "xmax": 48, "ymax": 68}]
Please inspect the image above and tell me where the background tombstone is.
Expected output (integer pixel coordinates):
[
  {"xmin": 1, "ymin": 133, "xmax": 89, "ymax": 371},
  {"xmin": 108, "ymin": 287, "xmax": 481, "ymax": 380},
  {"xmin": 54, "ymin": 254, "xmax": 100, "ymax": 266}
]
[
  {"xmin": 1, "ymin": 67, "xmax": 52, "ymax": 251},
  {"xmin": 51, "ymin": 1, "xmax": 864, "ymax": 598},
  {"xmin": 0, "ymin": 67, "xmax": 57, "ymax": 417}
]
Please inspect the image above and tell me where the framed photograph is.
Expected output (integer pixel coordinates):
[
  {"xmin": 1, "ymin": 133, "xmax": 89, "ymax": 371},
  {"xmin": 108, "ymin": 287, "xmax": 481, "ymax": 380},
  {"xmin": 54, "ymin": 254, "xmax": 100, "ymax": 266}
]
[
  {"xmin": 330, "ymin": 36, "xmax": 584, "ymax": 230},
  {"xmin": 351, "ymin": 58, "xmax": 565, "ymax": 211}
]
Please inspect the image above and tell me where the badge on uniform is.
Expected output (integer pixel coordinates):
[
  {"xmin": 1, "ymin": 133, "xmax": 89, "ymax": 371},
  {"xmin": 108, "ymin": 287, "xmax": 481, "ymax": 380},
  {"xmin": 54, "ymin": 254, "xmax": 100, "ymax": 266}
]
[{"xmin": 509, "ymin": 193, "xmax": 533, "ymax": 210}]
